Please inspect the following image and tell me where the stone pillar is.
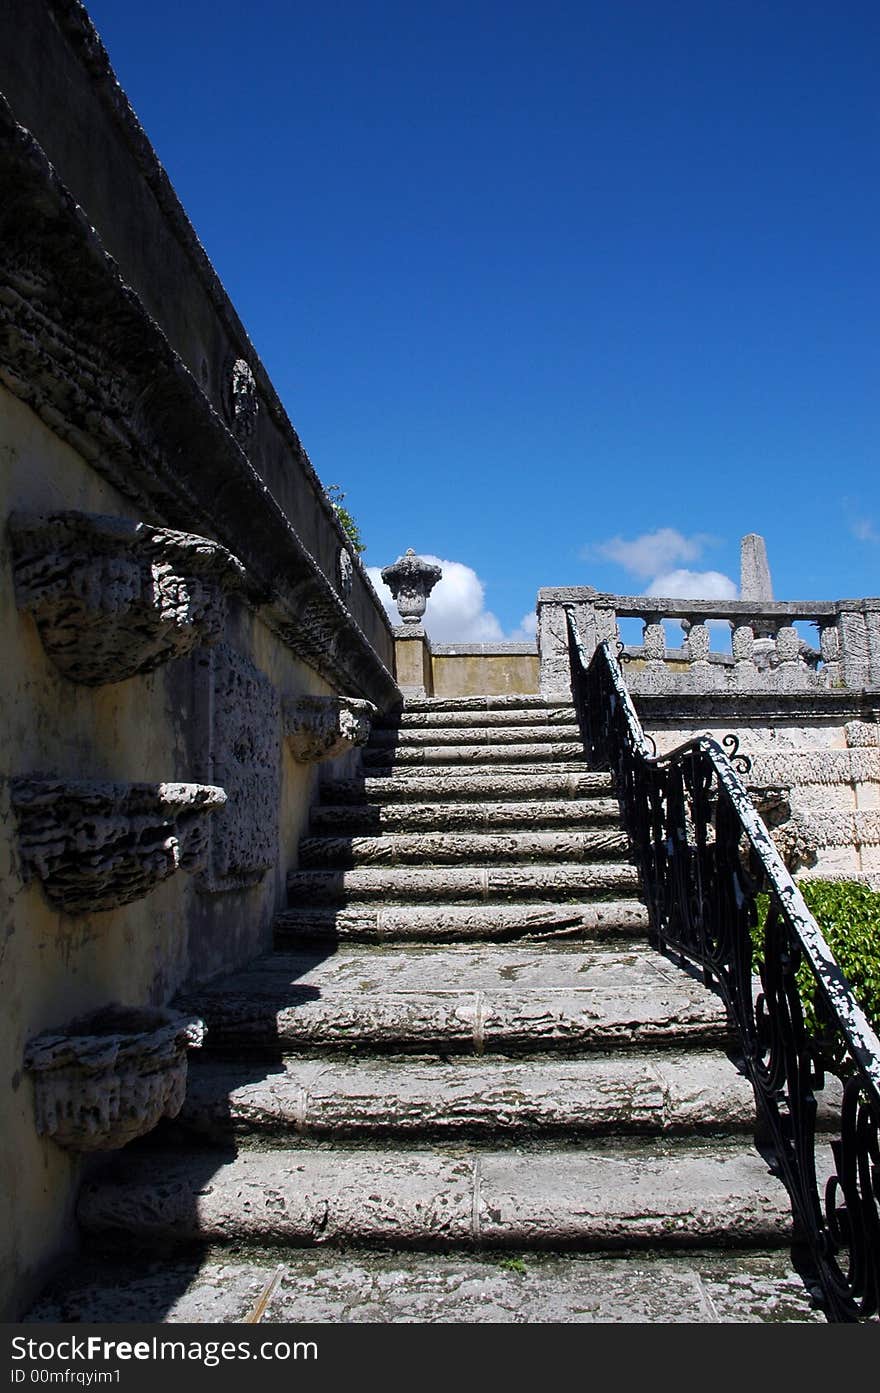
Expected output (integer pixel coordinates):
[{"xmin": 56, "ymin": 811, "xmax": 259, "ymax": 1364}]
[
  {"xmin": 837, "ymin": 608, "xmax": 870, "ymax": 690},
  {"xmin": 536, "ymin": 587, "xmax": 601, "ymax": 697},
  {"xmin": 740, "ymin": 533, "xmax": 775, "ymax": 640},
  {"xmin": 393, "ymin": 626, "xmax": 434, "ymax": 697}
]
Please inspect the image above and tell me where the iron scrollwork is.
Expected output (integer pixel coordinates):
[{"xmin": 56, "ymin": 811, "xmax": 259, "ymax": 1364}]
[{"xmin": 565, "ymin": 610, "xmax": 880, "ymax": 1323}]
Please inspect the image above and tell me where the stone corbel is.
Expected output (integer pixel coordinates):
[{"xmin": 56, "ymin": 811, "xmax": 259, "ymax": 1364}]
[
  {"xmin": 284, "ymin": 695, "xmax": 376, "ymax": 763},
  {"xmin": 9, "ymin": 511, "xmax": 249, "ymax": 684},
  {"xmin": 12, "ymin": 779, "xmax": 227, "ymax": 913},
  {"xmin": 24, "ymin": 1005, "xmax": 203, "ymax": 1151}
]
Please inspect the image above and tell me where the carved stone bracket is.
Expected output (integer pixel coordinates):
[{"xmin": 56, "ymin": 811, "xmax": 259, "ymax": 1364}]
[
  {"xmin": 24, "ymin": 1005, "xmax": 204, "ymax": 1151},
  {"xmin": 284, "ymin": 695, "xmax": 376, "ymax": 763},
  {"xmin": 11, "ymin": 779, "xmax": 227, "ymax": 913},
  {"xmin": 9, "ymin": 511, "xmax": 247, "ymax": 685}
]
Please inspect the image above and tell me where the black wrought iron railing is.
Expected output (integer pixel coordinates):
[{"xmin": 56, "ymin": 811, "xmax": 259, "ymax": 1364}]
[{"xmin": 566, "ymin": 612, "xmax": 880, "ymax": 1322}]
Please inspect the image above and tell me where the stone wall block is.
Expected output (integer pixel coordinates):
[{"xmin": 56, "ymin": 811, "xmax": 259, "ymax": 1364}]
[
  {"xmin": 24, "ymin": 1006, "xmax": 203, "ymax": 1151},
  {"xmin": 9, "ymin": 512, "xmax": 247, "ymax": 685},
  {"xmin": 196, "ymin": 645, "xmax": 280, "ymax": 891},
  {"xmin": 11, "ymin": 779, "xmax": 227, "ymax": 914},
  {"xmin": 837, "ymin": 611, "xmax": 869, "ymax": 690},
  {"xmin": 284, "ymin": 695, "xmax": 376, "ymax": 763}
]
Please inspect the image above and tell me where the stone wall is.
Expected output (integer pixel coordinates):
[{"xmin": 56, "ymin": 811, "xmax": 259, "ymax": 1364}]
[
  {"xmin": 431, "ymin": 644, "xmax": 539, "ymax": 699},
  {"xmin": 0, "ymin": 1, "xmax": 399, "ymax": 1319}
]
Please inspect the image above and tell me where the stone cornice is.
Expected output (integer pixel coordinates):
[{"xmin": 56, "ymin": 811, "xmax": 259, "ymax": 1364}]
[
  {"xmin": 0, "ymin": 99, "xmax": 399, "ymax": 709},
  {"xmin": 633, "ymin": 689, "xmax": 880, "ymax": 724}
]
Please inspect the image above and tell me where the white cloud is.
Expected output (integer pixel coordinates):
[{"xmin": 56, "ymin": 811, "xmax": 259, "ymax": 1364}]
[
  {"xmin": 369, "ymin": 556, "xmax": 516, "ymax": 642},
  {"xmin": 509, "ymin": 611, "xmax": 538, "ymax": 642},
  {"xmin": 583, "ymin": 527, "xmax": 738, "ymax": 602},
  {"xmin": 645, "ymin": 568, "xmax": 738, "ymax": 600},
  {"xmin": 587, "ymin": 528, "xmax": 716, "ymax": 580},
  {"xmin": 851, "ymin": 517, "xmax": 880, "ymax": 544}
]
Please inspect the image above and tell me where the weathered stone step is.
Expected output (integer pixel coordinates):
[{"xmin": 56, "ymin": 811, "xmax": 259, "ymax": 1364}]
[
  {"xmin": 23, "ymin": 1248, "xmax": 825, "ymax": 1323},
  {"xmin": 320, "ymin": 770, "xmax": 614, "ymax": 804},
  {"xmin": 298, "ymin": 828, "xmax": 631, "ymax": 869},
  {"xmin": 175, "ymin": 944, "xmax": 730, "ymax": 1054},
  {"xmin": 367, "ymin": 724, "xmax": 581, "ymax": 748},
  {"xmin": 397, "ymin": 695, "xmax": 568, "ymax": 713},
  {"xmin": 362, "ymin": 742, "xmax": 586, "ymax": 768},
  {"xmin": 309, "ymin": 798, "xmax": 621, "ymax": 835},
  {"xmin": 178, "ymin": 1051, "xmax": 756, "ymax": 1140},
  {"xmin": 381, "ymin": 706, "xmax": 576, "ymax": 730},
  {"xmin": 76, "ymin": 1141, "xmax": 793, "ymax": 1250},
  {"xmin": 273, "ymin": 899, "xmax": 650, "ymax": 944},
  {"xmin": 286, "ymin": 861, "xmax": 640, "ymax": 905}
]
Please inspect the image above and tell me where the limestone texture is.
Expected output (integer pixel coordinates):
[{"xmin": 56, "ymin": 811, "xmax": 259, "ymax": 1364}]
[{"xmin": 12, "ymin": 778, "xmax": 226, "ymax": 912}]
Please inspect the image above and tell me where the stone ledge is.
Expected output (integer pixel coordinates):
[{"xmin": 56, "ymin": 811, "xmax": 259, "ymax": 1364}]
[{"xmin": 0, "ymin": 96, "xmax": 399, "ymax": 710}]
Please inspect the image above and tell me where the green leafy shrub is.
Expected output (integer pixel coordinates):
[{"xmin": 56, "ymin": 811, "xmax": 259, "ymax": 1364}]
[
  {"xmin": 752, "ymin": 880, "xmax": 880, "ymax": 1066},
  {"xmin": 326, "ymin": 483, "xmax": 366, "ymax": 555}
]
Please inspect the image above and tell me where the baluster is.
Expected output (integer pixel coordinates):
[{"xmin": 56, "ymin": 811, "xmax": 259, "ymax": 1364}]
[
  {"xmin": 775, "ymin": 624, "xmax": 801, "ymax": 673},
  {"xmin": 643, "ymin": 620, "xmax": 665, "ymax": 664},
  {"xmin": 819, "ymin": 621, "xmax": 842, "ymax": 688},
  {"xmin": 686, "ymin": 620, "xmax": 711, "ymax": 669},
  {"xmin": 732, "ymin": 622, "xmax": 755, "ymax": 685}
]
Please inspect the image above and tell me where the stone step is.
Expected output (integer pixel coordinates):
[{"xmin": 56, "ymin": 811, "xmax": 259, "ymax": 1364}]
[
  {"xmin": 380, "ymin": 706, "xmax": 576, "ymax": 730},
  {"xmin": 362, "ymin": 742, "xmax": 586, "ymax": 768},
  {"xmin": 273, "ymin": 899, "xmax": 650, "ymax": 944},
  {"xmin": 320, "ymin": 770, "xmax": 614, "ymax": 804},
  {"xmin": 297, "ymin": 828, "xmax": 631, "ymax": 869},
  {"xmin": 309, "ymin": 798, "xmax": 622, "ymax": 835},
  {"xmin": 286, "ymin": 861, "xmax": 641, "ymax": 905},
  {"xmin": 76, "ymin": 1140, "xmax": 794, "ymax": 1251},
  {"xmin": 177, "ymin": 1051, "xmax": 756, "ymax": 1141},
  {"xmin": 396, "ymin": 695, "xmax": 569, "ymax": 713},
  {"xmin": 22, "ymin": 1248, "xmax": 825, "ymax": 1323},
  {"xmin": 367, "ymin": 724, "xmax": 581, "ymax": 748},
  {"xmin": 175, "ymin": 944, "xmax": 730, "ymax": 1054}
]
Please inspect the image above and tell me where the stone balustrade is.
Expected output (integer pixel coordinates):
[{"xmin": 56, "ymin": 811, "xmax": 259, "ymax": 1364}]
[{"xmin": 538, "ymin": 588, "xmax": 880, "ymax": 697}]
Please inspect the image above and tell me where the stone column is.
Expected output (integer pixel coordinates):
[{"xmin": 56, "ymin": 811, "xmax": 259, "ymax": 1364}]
[{"xmin": 381, "ymin": 550, "xmax": 442, "ymax": 697}]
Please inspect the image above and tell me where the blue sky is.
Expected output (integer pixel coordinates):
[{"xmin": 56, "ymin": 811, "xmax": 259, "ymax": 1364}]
[{"xmin": 83, "ymin": 0, "xmax": 878, "ymax": 640}]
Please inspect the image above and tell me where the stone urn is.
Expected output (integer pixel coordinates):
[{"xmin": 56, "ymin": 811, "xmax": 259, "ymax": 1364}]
[
  {"xmin": 380, "ymin": 549, "xmax": 442, "ymax": 627},
  {"xmin": 24, "ymin": 1005, "xmax": 204, "ymax": 1151}
]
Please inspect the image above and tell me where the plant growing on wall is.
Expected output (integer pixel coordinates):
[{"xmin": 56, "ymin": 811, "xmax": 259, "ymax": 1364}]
[
  {"xmin": 326, "ymin": 484, "xmax": 366, "ymax": 555},
  {"xmin": 753, "ymin": 879, "xmax": 880, "ymax": 1070}
]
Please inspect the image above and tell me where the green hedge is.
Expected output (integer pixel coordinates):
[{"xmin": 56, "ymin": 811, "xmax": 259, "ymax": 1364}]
[{"xmin": 753, "ymin": 880, "xmax": 880, "ymax": 1066}]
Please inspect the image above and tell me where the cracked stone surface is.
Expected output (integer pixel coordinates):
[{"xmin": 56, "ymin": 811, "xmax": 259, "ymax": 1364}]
[
  {"xmin": 178, "ymin": 1051, "xmax": 755, "ymax": 1139},
  {"xmin": 176, "ymin": 945, "xmax": 731, "ymax": 1053},
  {"xmin": 22, "ymin": 1249, "xmax": 826, "ymax": 1323},
  {"xmin": 286, "ymin": 862, "xmax": 641, "ymax": 904},
  {"xmin": 298, "ymin": 828, "xmax": 631, "ymax": 868},
  {"xmin": 75, "ymin": 1141, "xmax": 792, "ymax": 1248},
  {"xmin": 274, "ymin": 899, "xmax": 650, "ymax": 943}
]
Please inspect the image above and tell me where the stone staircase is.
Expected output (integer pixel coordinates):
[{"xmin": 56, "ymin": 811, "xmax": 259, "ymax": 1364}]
[{"xmin": 26, "ymin": 695, "xmax": 825, "ymax": 1323}]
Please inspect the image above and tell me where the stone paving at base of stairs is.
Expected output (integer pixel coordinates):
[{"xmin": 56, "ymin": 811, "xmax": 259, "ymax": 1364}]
[{"xmin": 24, "ymin": 1249, "xmax": 826, "ymax": 1323}]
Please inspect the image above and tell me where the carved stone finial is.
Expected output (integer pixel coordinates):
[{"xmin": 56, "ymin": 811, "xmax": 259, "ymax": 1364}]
[
  {"xmin": 24, "ymin": 1005, "xmax": 204, "ymax": 1151},
  {"xmin": 380, "ymin": 549, "xmax": 442, "ymax": 627}
]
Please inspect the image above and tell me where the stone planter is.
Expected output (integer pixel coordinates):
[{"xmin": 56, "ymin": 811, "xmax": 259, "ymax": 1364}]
[
  {"xmin": 12, "ymin": 779, "xmax": 227, "ymax": 913},
  {"xmin": 9, "ymin": 511, "xmax": 248, "ymax": 684},
  {"xmin": 284, "ymin": 695, "xmax": 376, "ymax": 763},
  {"xmin": 24, "ymin": 1005, "xmax": 204, "ymax": 1151}
]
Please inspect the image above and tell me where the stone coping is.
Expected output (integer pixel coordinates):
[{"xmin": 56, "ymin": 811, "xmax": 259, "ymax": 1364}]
[{"xmin": 432, "ymin": 643, "xmax": 538, "ymax": 655}]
